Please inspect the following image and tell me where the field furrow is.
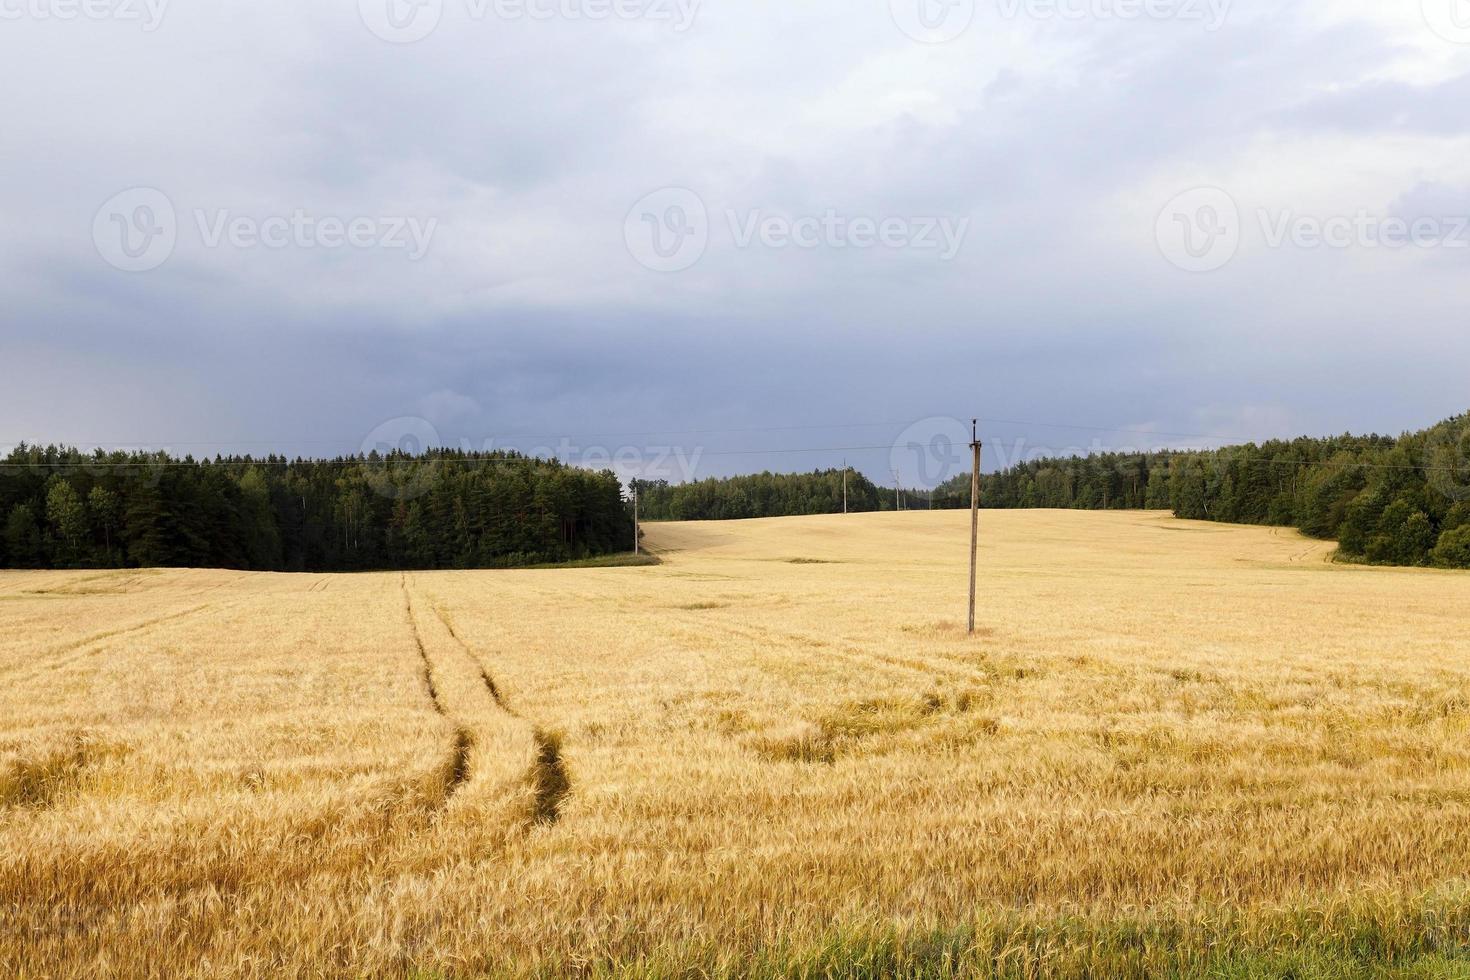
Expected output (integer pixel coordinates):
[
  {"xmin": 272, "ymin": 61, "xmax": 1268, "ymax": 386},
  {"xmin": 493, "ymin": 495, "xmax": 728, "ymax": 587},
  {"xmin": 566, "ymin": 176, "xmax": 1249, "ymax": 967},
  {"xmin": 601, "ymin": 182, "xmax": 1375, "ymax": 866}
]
[{"xmin": 0, "ymin": 602, "xmax": 215, "ymax": 681}]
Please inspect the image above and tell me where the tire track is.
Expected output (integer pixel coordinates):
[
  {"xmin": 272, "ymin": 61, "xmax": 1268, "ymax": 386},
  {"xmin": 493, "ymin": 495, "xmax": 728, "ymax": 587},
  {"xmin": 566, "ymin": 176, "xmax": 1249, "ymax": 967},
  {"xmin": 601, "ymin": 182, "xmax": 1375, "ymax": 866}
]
[
  {"xmin": 400, "ymin": 576, "xmax": 473, "ymax": 808},
  {"xmin": 527, "ymin": 728, "xmax": 571, "ymax": 826},
  {"xmin": 0, "ymin": 603, "xmax": 221, "ymax": 686},
  {"xmin": 185, "ymin": 572, "xmax": 251, "ymax": 597},
  {"xmin": 660, "ymin": 606, "xmax": 987, "ymax": 690},
  {"xmin": 22, "ymin": 569, "xmax": 143, "ymax": 597},
  {"xmin": 426, "ymin": 599, "xmax": 571, "ymax": 827},
  {"xmin": 428, "ymin": 602, "xmax": 508, "ymax": 708}
]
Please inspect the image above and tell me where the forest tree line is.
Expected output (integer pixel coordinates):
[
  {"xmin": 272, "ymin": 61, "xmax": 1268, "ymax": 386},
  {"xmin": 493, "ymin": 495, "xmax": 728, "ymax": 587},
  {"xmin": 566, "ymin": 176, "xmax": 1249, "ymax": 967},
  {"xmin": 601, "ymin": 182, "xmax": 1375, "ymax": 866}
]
[
  {"xmin": 637, "ymin": 413, "xmax": 1470, "ymax": 570},
  {"xmin": 633, "ymin": 468, "xmax": 965, "ymax": 519},
  {"xmin": 0, "ymin": 446, "xmax": 633, "ymax": 571},
  {"xmin": 931, "ymin": 411, "xmax": 1470, "ymax": 569},
  {"xmin": 8, "ymin": 412, "xmax": 1467, "ymax": 572},
  {"xmin": 632, "ymin": 469, "xmax": 890, "ymax": 521}
]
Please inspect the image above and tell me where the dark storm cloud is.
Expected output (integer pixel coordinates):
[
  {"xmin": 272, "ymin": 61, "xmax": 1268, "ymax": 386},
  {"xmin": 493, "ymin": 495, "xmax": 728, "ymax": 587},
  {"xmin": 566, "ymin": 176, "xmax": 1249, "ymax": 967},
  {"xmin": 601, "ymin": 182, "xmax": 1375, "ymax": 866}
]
[{"xmin": 2, "ymin": 0, "xmax": 1468, "ymax": 488}]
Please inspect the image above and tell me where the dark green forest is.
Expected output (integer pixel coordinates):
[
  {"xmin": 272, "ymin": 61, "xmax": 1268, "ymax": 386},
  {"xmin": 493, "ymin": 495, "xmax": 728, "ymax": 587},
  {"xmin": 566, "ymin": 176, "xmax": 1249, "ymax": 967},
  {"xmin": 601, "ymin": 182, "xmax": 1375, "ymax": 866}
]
[
  {"xmin": 641, "ymin": 413, "xmax": 1470, "ymax": 570},
  {"xmin": 0, "ymin": 446, "xmax": 633, "ymax": 571},
  {"xmin": 633, "ymin": 469, "xmax": 890, "ymax": 521},
  {"xmin": 940, "ymin": 410, "xmax": 1470, "ymax": 569},
  {"xmin": 8, "ymin": 412, "xmax": 1468, "ymax": 572}
]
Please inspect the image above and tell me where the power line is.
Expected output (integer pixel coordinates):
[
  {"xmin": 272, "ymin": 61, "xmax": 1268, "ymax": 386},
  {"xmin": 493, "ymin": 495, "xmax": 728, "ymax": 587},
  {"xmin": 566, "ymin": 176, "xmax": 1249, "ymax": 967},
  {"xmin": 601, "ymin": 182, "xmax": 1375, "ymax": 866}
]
[{"xmin": 971, "ymin": 416, "xmax": 1260, "ymax": 444}]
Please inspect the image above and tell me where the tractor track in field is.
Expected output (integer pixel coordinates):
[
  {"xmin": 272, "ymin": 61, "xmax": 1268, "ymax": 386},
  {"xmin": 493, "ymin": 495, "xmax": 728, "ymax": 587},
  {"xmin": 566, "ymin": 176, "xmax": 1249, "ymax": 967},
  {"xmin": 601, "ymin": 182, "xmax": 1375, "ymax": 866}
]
[
  {"xmin": 1, "ymin": 602, "xmax": 225, "ymax": 686},
  {"xmin": 1267, "ymin": 528, "xmax": 1333, "ymax": 565},
  {"xmin": 188, "ymin": 572, "xmax": 253, "ymax": 597},
  {"xmin": 428, "ymin": 602, "xmax": 509, "ymax": 709},
  {"xmin": 20, "ymin": 569, "xmax": 162, "ymax": 597},
  {"xmin": 662, "ymin": 607, "xmax": 989, "ymax": 690},
  {"xmin": 526, "ymin": 729, "xmax": 571, "ymax": 826},
  {"xmin": 424, "ymin": 597, "xmax": 571, "ymax": 826},
  {"xmin": 400, "ymin": 576, "xmax": 473, "ymax": 808}
]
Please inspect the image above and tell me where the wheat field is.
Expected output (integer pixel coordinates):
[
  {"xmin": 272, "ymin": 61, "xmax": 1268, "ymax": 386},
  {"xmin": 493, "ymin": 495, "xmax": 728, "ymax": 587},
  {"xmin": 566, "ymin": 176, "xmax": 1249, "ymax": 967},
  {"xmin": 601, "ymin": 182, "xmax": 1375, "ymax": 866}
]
[{"xmin": 2, "ymin": 510, "xmax": 1469, "ymax": 978}]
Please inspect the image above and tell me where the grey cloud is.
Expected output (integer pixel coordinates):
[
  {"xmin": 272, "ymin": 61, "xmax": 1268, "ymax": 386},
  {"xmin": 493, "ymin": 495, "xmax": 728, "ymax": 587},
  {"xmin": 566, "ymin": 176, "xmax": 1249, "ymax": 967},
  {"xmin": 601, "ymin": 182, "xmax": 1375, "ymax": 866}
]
[{"xmin": 1, "ymin": 0, "xmax": 1468, "ymax": 487}]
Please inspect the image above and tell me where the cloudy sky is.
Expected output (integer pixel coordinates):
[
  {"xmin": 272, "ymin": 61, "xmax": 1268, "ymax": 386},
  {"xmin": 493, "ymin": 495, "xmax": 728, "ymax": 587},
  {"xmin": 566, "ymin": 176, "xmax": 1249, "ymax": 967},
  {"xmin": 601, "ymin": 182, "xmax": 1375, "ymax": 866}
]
[{"xmin": 2, "ymin": 0, "xmax": 1469, "ymax": 488}]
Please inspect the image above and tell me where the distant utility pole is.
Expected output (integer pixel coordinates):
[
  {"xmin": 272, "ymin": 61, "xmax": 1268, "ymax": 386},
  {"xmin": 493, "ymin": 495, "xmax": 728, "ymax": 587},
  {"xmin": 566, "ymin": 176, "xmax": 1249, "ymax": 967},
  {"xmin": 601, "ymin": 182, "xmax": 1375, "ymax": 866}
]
[
  {"xmin": 633, "ymin": 485, "xmax": 640, "ymax": 557},
  {"xmin": 968, "ymin": 419, "xmax": 982, "ymax": 635},
  {"xmin": 843, "ymin": 460, "xmax": 848, "ymax": 515}
]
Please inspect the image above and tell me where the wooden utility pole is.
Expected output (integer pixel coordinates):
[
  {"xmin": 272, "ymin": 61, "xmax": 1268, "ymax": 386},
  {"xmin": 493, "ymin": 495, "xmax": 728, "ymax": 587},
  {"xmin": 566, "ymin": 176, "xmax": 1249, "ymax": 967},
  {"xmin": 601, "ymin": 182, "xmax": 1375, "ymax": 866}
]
[
  {"xmin": 968, "ymin": 419, "xmax": 981, "ymax": 635},
  {"xmin": 843, "ymin": 460, "xmax": 848, "ymax": 515},
  {"xmin": 633, "ymin": 486, "xmax": 640, "ymax": 557}
]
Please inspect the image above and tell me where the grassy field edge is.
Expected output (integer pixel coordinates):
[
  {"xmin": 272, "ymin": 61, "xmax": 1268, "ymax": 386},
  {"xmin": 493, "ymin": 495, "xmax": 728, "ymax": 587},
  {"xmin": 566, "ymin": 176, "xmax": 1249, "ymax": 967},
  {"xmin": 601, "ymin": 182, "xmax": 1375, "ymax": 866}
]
[{"xmin": 514, "ymin": 894, "xmax": 1470, "ymax": 979}]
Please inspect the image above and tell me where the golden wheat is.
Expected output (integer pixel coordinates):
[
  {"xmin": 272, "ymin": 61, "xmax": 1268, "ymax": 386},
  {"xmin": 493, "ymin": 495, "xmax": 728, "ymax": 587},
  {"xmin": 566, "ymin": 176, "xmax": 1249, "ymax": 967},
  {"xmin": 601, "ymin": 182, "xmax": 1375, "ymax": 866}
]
[{"xmin": 2, "ymin": 511, "xmax": 1468, "ymax": 978}]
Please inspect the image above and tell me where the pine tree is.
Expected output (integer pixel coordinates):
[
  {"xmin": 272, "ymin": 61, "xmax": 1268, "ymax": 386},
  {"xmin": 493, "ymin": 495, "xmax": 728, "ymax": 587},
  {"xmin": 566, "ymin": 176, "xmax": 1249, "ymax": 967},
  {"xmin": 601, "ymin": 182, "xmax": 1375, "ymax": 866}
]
[
  {"xmin": 122, "ymin": 482, "xmax": 171, "ymax": 568},
  {"xmin": 4, "ymin": 504, "xmax": 44, "ymax": 568}
]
